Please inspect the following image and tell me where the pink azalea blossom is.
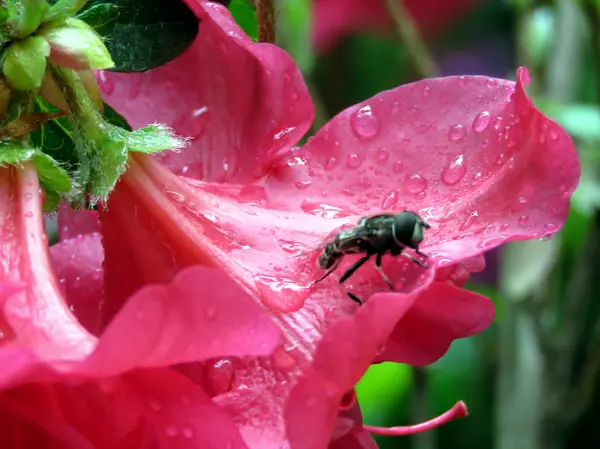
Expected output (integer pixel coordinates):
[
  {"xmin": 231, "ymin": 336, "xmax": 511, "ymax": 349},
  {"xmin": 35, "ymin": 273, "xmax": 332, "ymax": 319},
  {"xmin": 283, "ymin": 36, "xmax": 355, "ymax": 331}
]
[
  {"xmin": 312, "ymin": 0, "xmax": 480, "ymax": 52},
  {"xmin": 1, "ymin": 1, "xmax": 580, "ymax": 448},
  {"xmin": 69, "ymin": 1, "xmax": 577, "ymax": 447}
]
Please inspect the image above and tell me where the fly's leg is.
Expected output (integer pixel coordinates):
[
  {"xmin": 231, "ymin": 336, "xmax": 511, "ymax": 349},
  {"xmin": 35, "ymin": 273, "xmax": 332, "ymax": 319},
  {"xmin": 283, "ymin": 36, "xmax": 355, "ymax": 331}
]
[
  {"xmin": 342, "ymin": 285, "xmax": 363, "ymax": 305},
  {"xmin": 339, "ymin": 254, "xmax": 371, "ymax": 283},
  {"xmin": 415, "ymin": 248, "xmax": 429, "ymax": 258},
  {"xmin": 339, "ymin": 254, "xmax": 371, "ymax": 306},
  {"xmin": 314, "ymin": 258, "xmax": 342, "ymax": 284},
  {"xmin": 375, "ymin": 253, "xmax": 395, "ymax": 291},
  {"xmin": 402, "ymin": 252, "xmax": 429, "ymax": 269}
]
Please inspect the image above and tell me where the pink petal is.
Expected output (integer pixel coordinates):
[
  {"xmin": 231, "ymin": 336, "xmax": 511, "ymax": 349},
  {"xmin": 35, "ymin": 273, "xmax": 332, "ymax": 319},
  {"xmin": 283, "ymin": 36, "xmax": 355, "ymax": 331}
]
[
  {"xmin": 83, "ymin": 266, "xmax": 281, "ymax": 376},
  {"xmin": 57, "ymin": 201, "xmax": 101, "ymax": 240},
  {"xmin": 266, "ymin": 67, "xmax": 580, "ymax": 266},
  {"xmin": 380, "ymin": 281, "xmax": 495, "ymax": 365},
  {"xmin": 0, "ymin": 367, "xmax": 249, "ymax": 449},
  {"xmin": 313, "ymin": 0, "xmax": 479, "ymax": 52},
  {"xmin": 49, "ymin": 233, "xmax": 104, "ymax": 336},
  {"xmin": 99, "ymin": 1, "xmax": 313, "ymax": 182},
  {"xmin": 0, "ymin": 165, "xmax": 95, "ymax": 362}
]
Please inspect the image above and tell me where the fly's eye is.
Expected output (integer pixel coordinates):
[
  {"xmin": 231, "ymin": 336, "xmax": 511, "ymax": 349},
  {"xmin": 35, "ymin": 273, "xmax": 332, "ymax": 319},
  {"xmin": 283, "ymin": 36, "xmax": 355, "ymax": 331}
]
[{"xmin": 411, "ymin": 223, "xmax": 425, "ymax": 247}]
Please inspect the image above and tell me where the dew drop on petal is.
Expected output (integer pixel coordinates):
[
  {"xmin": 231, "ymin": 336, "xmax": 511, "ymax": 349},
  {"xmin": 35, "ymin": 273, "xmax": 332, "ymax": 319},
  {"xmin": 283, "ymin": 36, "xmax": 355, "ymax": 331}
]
[
  {"xmin": 549, "ymin": 129, "xmax": 559, "ymax": 141},
  {"xmin": 448, "ymin": 125, "xmax": 467, "ymax": 142},
  {"xmin": 404, "ymin": 173, "xmax": 428, "ymax": 194},
  {"xmin": 393, "ymin": 160, "xmax": 404, "ymax": 173},
  {"xmin": 422, "ymin": 86, "xmax": 431, "ymax": 98},
  {"xmin": 346, "ymin": 153, "xmax": 362, "ymax": 168},
  {"xmin": 295, "ymin": 180, "xmax": 311, "ymax": 189},
  {"xmin": 351, "ymin": 105, "xmax": 380, "ymax": 139},
  {"xmin": 325, "ymin": 157, "xmax": 337, "ymax": 171},
  {"xmin": 472, "ymin": 111, "xmax": 492, "ymax": 133},
  {"xmin": 545, "ymin": 223, "xmax": 556, "ymax": 231},
  {"xmin": 97, "ymin": 70, "xmax": 114, "ymax": 94},
  {"xmin": 149, "ymin": 398, "xmax": 164, "ymax": 412},
  {"xmin": 441, "ymin": 155, "xmax": 466, "ymax": 185},
  {"xmin": 518, "ymin": 215, "xmax": 530, "ymax": 226},
  {"xmin": 24, "ymin": 211, "xmax": 33, "ymax": 218},
  {"xmin": 165, "ymin": 426, "xmax": 178, "ymax": 438},
  {"xmin": 381, "ymin": 191, "xmax": 399, "ymax": 210},
  {"xmin": 377, "ymin": 147, "xmax": 390, "ymax": 163},
  {"xmin": 182, "ymin": 425, "xmax": 195, "ymax": 439}
]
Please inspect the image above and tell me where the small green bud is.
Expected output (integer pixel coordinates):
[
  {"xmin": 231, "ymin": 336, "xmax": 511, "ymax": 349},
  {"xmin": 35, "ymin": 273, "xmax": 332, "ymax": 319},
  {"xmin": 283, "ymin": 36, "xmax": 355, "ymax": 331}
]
[
  {"xmin": 43, "ymin": 0, "xmax": 87, "ymax": 24},
  {"xmin": 39, "ymin": 18, "xmax": 114, "ymax": 70},
  {"xmin": 2, "ymin": 36, "xmax": 50, "ymax": 90},
  {"xmin": 15, "ymin": 0, "xmax": 51, "ymax": 37}
]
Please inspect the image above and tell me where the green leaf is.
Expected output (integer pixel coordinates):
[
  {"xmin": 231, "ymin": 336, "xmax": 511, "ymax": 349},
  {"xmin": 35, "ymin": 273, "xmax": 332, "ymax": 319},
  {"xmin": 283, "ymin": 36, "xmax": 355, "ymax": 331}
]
[
  {"xmin": 275, "ymin": 0, "xmax": 314, "ymax": 73},
  {"xmin": 42, "ymin": 188, "xmax": 61, "ymax": 211},
  {"xmin": 78, "ymin": 0, "xmax": 199, "ymax": 72},
  {"xmin": 228, "ymin": 0, "xmax": 257, "ymax": 41},
  {"xmin": 31, "ymin": 98, "xmax": 77, "ymax": 166},
  {"xmin": 103, "ymin": 101, "xmax": 131, "ymax": 130},
  {"xmin": 31, "ymin": 151, "xmax": 71, "ymax": 192},
  {"xmin": 76, "ymin": 3, "xmax": 120, "ymax": 36},
  {"xmin": 537, "ymin": 100, "xmax": 600, "ymax": 142},
  {"xmin": 0, "ymin": 140, "xmax": 35, "ymax": 164},
  {"xmin": 2, "ymin": 36, "xmax": 50, "ymax": 90},
  {"xmin": 44, "ymin": 0, "xmax": 87, "ymax": 23},
  {"xmin": 125, "ymin": 124, "xmax": 188, "ymax": 153}
]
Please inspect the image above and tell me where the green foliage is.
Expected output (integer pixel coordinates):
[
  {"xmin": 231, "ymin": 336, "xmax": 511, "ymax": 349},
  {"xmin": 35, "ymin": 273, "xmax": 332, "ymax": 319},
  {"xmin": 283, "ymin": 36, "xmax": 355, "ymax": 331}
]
[
  {"xmin": 77, "ymin": 0, "xmax": 199, "ymax": 72},
  {"xmin": 228, "ymin": 0, "xmax": 257, "ymax": 41},
  {"xmin": 0, "ymin": 140, "xmax": 36, "ymax": 164},
  {"xmin": 2, "ymin": 36, "xmax": 50, "ymax": 89},
  {"xmin": 275, "ymin": 0, "xmax": 314, "ymax": 73}
]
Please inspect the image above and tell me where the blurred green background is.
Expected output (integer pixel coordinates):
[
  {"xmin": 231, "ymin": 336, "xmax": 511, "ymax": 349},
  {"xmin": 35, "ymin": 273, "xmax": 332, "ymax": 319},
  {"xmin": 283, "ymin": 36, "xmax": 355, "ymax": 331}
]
[{"xmin": 229, "ymin": 0, "xmax": 600, "ymax": 448}]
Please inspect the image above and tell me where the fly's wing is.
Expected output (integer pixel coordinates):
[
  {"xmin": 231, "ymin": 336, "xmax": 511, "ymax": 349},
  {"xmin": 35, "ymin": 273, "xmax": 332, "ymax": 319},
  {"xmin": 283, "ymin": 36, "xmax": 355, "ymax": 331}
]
[{"xmin": 335, "ymin": 226, "xmax": 378, "ymax": 254}]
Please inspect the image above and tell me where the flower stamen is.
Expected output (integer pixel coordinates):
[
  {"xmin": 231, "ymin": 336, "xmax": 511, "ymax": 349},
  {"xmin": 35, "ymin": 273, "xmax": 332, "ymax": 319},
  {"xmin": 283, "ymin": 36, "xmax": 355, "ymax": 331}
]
[{"xmin": 361, "ymin": 400, "xmax": 468, "ymax": 436}]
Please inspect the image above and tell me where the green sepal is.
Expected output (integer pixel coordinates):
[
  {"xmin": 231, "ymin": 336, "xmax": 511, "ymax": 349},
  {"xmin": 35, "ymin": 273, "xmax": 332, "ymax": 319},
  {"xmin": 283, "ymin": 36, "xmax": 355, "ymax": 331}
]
[
  {"xmin": 14, "ymin": 0, "xmax": 51, "ymax": 37},
  {"xmin": 43, "ymin": 0, "xmax": 87, "ymax": 24},
  {"xmin": 2, "ymin": 36, "xmax": 50, "ymax": 90},
  {"xmin": 31, "ymin": 151, "xmax": 71, "ymax": 192},
  {"xmin": 0, "ymin": 139, "xmax": 35, "ymax": 164}
]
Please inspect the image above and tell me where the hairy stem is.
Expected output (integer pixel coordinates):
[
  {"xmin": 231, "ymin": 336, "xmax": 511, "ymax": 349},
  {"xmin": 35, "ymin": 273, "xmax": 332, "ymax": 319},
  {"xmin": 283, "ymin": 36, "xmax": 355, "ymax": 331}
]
[
  {"xmin": 381, "ymin": 0, "xmax": 440, "ymax": 78},
  {"xmin": 256, "ymin": 0, "xmax": 276, "ymax": 44}
]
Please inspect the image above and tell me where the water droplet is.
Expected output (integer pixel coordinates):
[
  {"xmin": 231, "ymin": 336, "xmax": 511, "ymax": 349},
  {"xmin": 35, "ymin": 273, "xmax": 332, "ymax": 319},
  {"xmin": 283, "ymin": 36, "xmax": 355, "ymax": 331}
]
[
  {"xmin": 277, "ymin": 239, "xmax": 307, "ymax": 254},
  {"xmin": 459, "ymin": 211, "xmax": 479, "ymax": 230},
  {"xmin": 149, "ymin": 398, "xmax": 164, "ymax": 411},
  {"xmin": 486, "ymin": 79, "xmax": 498, "ymax": 88},
  {"xmin": 393, "ymin": 160, "xmax": 404, "ymax": 173},
  {"xmin": 325, "ymin": 157, "xmax": 337, "ymax": 171},
  {"xmin": 205, "ymin": 307, "xmax": 217, "ymax": 319},
  {"xmin": 545, "ymin": 223, "xmax": 556, "ymax": 231},
  {"xmin": 495, "ymin": 152, "xmax": 506, "ymax": 165},
  {"xmin": 441, "ymin": 154, "xmax": 466, "ymax": 185},
  {"xmin": 458, "ymin": 76, "xmax": 468, "ymax": 88},
  {"xmin": 346, "ymin": 153, "xmax": 362, "ymax": 168},
  {"xmin": 422, "ymin": 86, "xmax": 431, "ymax": 98},
  {"xmin": 549, "ymin": 129, "xmax": 559, "ymax": 141},
  {"xmin": 518, "ymin": 215, "xmax": 530, "ymax": 226},
  {"xmin": 448, "ymin": 125, "xmax": 466, "ymax": 142},
  {"xmin": 351, "ymin": 105, "xmax": 380, "ymax": 139},
  {"xmin": 493, "ymin": 117, "xmax": 503, "ymax": 131},
  {"xmin": 500, "ymin": 223, "xmax": 509, "ymax": 231},
  {"xmin": 376, "ymin": 147, "xmax": 390, "ymax": 163},
  {"xmin": 300, "ymin": 201, "xmax": 351, "ymax": 219},
  {"xmin": 97, "ymin": 70, "xmax": 114, "ymax": 94},
  {"xmin": 24, "ymin": 211, "xmax": 33, "ymax": 218},
  {"xmin": 165, "ymin": 425, "xmax": 179, "ymax": 438},
  {"xmin": 24, "ymin": 193, "xmax": 33, "ymax": 202},
  {"xmin": 381, "ymin": 191, "xmax": 399, "ymax": 210},
  {"xmin": 472, "ymin": 111, "xmax": 491, "ymax": 133},
  {"xmin": 404, "ymin": 173, "xmax": 427, "ymax": 194},
  {"xmin": 128, "ymin": 73, "xmax": 142, "ymax": 100},
  {"xmin": 295, "ymin": 180, "xmax": 311, "ymax": 189},
  {"xmin": 182, "ymin": 425, "xmax": 195, "ymax": 439}
]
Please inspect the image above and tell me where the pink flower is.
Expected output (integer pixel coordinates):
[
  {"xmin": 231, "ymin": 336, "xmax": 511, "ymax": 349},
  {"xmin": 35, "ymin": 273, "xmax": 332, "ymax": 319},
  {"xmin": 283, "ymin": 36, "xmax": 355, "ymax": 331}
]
[
  {"xmin": 312, "ymin": 0, "xmax": 480, "ymax": 52},
  {"xmin": 69, "ymin": 1, "xmax": 577, "ymax": 447},
  {"xmin": 0, "ymin": 164, "xmax": 280, "ymax": 447}
]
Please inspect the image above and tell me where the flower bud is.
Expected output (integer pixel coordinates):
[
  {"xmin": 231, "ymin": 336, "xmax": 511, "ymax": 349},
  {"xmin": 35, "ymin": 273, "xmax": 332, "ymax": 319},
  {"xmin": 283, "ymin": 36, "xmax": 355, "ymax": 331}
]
[
  {"xmin": 2, "ymin": 36, "xmax": 50, "ymax": 90},
  {"xmin": 39, "ymin": 18, "xmax": 114, "ymax": 70},
  {"xmin": 14, "ymin": 0, "xmax": 50, "ymax": 37}
]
